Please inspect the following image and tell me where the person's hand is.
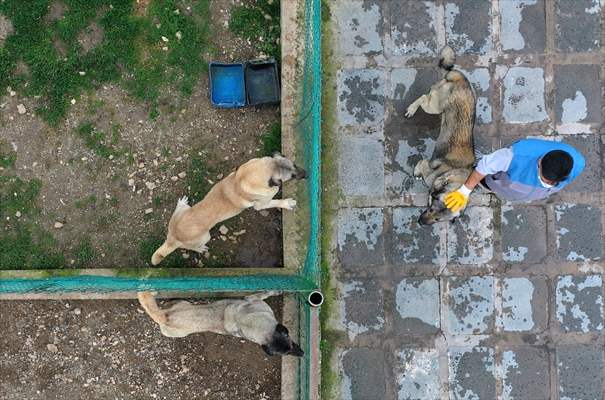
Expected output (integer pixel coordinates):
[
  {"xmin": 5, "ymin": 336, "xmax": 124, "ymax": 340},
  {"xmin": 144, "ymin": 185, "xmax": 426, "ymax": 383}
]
[{"xmin": 444, "ymin": 185, "xmax": 472, "ymax": 212}]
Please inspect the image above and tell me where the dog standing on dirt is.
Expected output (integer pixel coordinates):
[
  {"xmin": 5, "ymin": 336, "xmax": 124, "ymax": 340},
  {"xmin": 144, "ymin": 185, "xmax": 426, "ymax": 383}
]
[
  {"xmin": 137, "ymin": 291, "xmax": 304, "ymax": 357},
  {"xmin": 151, "ymin": 153, "xmax": 306, "ymax": 265},
  {"xmin": 404, "ymin": 46, "xmax": 476, "ymax": 225}
]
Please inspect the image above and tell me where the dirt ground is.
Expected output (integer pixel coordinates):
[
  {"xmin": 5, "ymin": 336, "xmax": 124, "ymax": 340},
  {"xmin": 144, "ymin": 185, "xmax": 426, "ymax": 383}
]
[
  {"xmin": 0, "ymin": 0, "xmax": 284, "ymax": 269},
  {"xmin": 0, "ymin": 296, "xmax": 283, "ymax": 400}
]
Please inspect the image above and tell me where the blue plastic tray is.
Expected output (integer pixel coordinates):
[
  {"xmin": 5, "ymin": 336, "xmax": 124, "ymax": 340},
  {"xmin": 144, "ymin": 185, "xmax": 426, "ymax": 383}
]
[
  {"xmin": 245, "ymin": 59, "xmax": 280, "ymax": 106},
  {"xmin": 209, "ymin": 62, "xmax": 246, "ymax": 108}
]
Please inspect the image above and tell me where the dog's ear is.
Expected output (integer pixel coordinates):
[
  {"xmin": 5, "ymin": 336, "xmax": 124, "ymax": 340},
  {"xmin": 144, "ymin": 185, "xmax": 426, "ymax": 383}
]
[
  {"xmin": 268, "ymin": 177, "xmax": 282, "ymax": 187},
  {"xmin": 290, "ymin": 342, "xmax": 304, "ymax": 357},
  {"xmin": 262, "ymin": 344, "xmax": 275, "ymax": 356},
  {"xmin": 275, "ymin": 323, "xmax": 289, "ymax": 335}
]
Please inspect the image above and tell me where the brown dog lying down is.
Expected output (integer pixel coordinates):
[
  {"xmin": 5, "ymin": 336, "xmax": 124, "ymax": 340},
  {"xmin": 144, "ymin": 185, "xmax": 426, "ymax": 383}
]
[
  {"xmin": 151, "ymin": 153, "xmax": 306, "ymax": 265},
  {"xmin": 138, "ymin": 291, "xmax": 304, "ymax": 357}
]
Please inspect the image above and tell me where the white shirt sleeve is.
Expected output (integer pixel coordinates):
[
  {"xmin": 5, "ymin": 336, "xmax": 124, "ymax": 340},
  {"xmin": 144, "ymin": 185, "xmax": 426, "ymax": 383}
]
[{"xmin": 475, "ymin": 148, "xmax": 514, "ymax": 176}]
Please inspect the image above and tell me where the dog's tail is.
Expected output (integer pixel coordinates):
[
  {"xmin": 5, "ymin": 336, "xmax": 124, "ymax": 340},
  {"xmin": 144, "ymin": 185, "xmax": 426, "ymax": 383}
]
[
  {"xmin": 138, "ymin": 292, "xmax": 168, "ymax": 325},
  {"xmin": 438, "ymin": 46, "xmax": 455, "ymax": 71},
  {"xmin": 151, "ymin": 241, "xmax": 178, "ymax": 265}
]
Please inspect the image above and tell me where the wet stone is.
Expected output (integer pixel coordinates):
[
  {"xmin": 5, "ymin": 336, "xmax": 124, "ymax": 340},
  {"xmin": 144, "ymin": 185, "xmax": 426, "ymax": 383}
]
[
  {"xmin": 337, "ymin": 207, "xmax": 385, "ymax": 268},
  {"xmin": 555, "ymin": 204, "xmax": 602, "ymax": 261},
  {"xmin": 443, "ymin": 276, "xmax": 495, "ymax": 335},
  {"xmin": 459, "ymin": 68, "xmax": 491, "ymax": 124},
  {"xmin": 445, "ymin": 0, "xmax": 492, "ymax": 55},
  {"xmin": 447, "ymin": 207, "xmax": 494, "ymax": 265},
  {"xmin": 555, "ymin": 0, "xmax": 601, "ymax": 52},
  {"xmin": 391, "ymin": 208, "xmax": 443, "ymax": 265},
  {"xmin": 501, "ymin": 205, "xmax": 547, "ymax": 264},
  {"xmin": 561, "ymin": 135, "xmax": 601, "ymax": 192},
  {"xmin": 341, "ymin": 348, "xmax": 387, "ymax": 400},
  {"xmin": 396, "ymin": 349, "xmax": 440, "ymax": 400},
  {"xmin": 499, "ymin": 66, "xmax": 548, "ymax": 124},
  {"xmin": 555, "ymin": 64, "xmax": 601, "ymax": 125},
  {"xmin": 389, "ymin": 0, "xmax": 438, "ymax": 56},
  {"xmin": 334, "ymin": 0, "xmax": 385, "ymax": 56},
  {"xmin": 497, "ymin": 277, "xmax": 548, "ymax": 333},
  {"xmin": 339, "ymin": 137, "xmax": 385, "ymax": 197},
  {"xmin": 340, "ymin": 279, "xmax": 385, "ymax": 340},
  {"xmin": 500, "ymin": 0, "xmax": 546, "ymax": 53},
  {"xmin": 555, "ymin": 274, "xmax": 603, "ymax": 333},
  {"xmin": 557, "ymin": 345, "xmax": 604, "ymax": 400},
  {"xmin": 501, "ymin": 346, "xmax": 550, "ymax": 400},
  {"xmin": 337, "ymin": 69, "xmax": 385, "ymax": 127},
  {"xmin": 449, "ymin": 347, "xmax": 496, "ymax": 400},
  {"xmin": 395, "ymin": 277, "xmax": 440, "ymax": 334}
]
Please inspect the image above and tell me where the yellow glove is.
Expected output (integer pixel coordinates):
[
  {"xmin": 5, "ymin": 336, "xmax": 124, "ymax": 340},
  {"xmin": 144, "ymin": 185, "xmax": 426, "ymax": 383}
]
[{"xmin": 444, "ymin": 185, "xmax": 472, "ymax": 212}]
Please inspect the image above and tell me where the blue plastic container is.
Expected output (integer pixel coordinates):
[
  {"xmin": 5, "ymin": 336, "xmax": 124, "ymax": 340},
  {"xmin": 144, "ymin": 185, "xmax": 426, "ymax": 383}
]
[
  {"xmin": 245, "ymin": 59, "xmax": 280, "ymax": 106},
  {"xmin": 209, "ymin": 62, "xmax": 246, "ymax": 108}
]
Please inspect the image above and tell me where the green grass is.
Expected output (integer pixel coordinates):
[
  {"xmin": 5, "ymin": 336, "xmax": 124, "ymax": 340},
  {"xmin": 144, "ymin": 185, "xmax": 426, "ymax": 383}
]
[
  {"xmin": 75, "ymin": 121, "xmax": 127, "ymax": 159},
  {"xmin": 74, "ymin": 237, "xmax": 96, "ymax": 267},
  {"xmin": 0, "ymin": 0, "xmax": 212, "ymax": 125},
  {"xmin": 74, "ymin": 194, "xmax": 97, "ymax": 209},
  {"xmin": 186, "ymin": 152, "xmax": 213, "ymax": 203},
  {"xmin": 260, "ymin": 122, "xmax": 281, "ymax": 156},
  {"xmin": 0, "ymin": 141, "xmax": 16, "ymax": 168},
  {"xmin": 230, "ymin": 0, "xmax": 280, "ymax": 60},
  {"xmin": 139, "ymin": 234, "xmax": 182, "ymax": 268}
]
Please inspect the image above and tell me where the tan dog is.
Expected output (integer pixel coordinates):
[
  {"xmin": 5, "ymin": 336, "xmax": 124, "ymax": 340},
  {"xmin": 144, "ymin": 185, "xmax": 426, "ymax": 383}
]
[
  {"xmin": 151, "ymin": 153, "xmax": 306, "ymax": 265},
  {"xmin": 137, "ymin": 291, "xmax": 304, "ymax": 357},
  {"xmin": 404, "ymin": 46, "xmax": 476, "ymax": 225}
]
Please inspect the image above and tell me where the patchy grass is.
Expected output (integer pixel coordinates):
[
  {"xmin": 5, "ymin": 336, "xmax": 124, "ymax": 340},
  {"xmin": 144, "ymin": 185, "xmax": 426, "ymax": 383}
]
[
  {"xmin": 0, "ymin": 141, "xmax": 16, "ymax": 168},
  {"xmin": 186, "ymin": 152, "xmax": 213, "ymax": 203},
  {"xmin": 260, "ymin": 122, "xmax": 281, "ymax": 156},
  {"xmin": 230, "ymin": 0, "xmax": 280, "ymax": 59},
  {"xmin": 74, "ymin": 194, "xmax": 97, "ymax": 209},
  {"xmin": 139, "ymin": 234, "xmax": 182, "ymax": 268},
  {"xmin": 75, "ymin": 121, "xmax": 127, "ymax": 159},
  {"xmin": 74, "ymin": 237, "xmax": 96, "ymax": 267},
  {"xmin": 0, "ymin": 0, "xmax": 212, "ymax": 125}
]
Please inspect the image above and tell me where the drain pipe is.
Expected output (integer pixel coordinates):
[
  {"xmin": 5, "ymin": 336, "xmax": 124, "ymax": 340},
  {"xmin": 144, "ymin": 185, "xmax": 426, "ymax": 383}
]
[{"xmin": 306, "ymin": 290, "xmax": 324, "ymax": 307}]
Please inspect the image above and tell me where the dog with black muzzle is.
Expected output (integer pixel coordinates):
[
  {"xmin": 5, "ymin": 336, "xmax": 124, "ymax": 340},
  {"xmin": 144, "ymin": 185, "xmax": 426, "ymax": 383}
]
[
  {"xmin": 137, "ymin": 291, "xmax": 304, "ymax": 357},
  {"xmin": 404, "ymin": 46, "xmax": 476, "ymax": 225},
  {"xmin": 151, "ymin": 153, "xmax": 306, "ymax": 265}
]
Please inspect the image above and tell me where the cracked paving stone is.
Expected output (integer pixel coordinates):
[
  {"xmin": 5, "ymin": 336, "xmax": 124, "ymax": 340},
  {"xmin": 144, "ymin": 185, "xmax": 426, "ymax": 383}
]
[
  {"xmin": 445, "ymin": 0, "xmax": 492, "ymax": 55},
  {"xmin": 500, "ymin": 0, "xmax": 546, "ymax": 53},
  {"xmin": 501, "ymin": 346, "xmax": 550, "ymax": 400},
  {"xmin": 447, "ymin": 207, "xmax": 494, "ymax": 265},
  {"xmin": 555, "ymin": 64, "xmax": 601, "ymax": 127},
  {"xmin": 497, "ymin": 277, "xmax": 548, "ymax": 333},
  {"xmin": 389, "ymin": 0, "xmax": 438, "ymax": 56},
  {"xmin": 337, "ymin": 207, "xmax": 385, "ymax": 268},
  {"xmin": 396, "ymin": 348, "xmax": 440, "ymax": 400},
  {"xmin": 395, "ymin": 277, "xmax": 440, "ymax": 334},
  {"xmin": 444, "ymin": 276, "xmax": 494, "ymax": 335},
  {"xmin": 334, "ymin": 0, "xmax": 385, "ymax": 56},
  {"xmin": 555, "ymin": 274, "xmax": 603, "ymax": 333},
  {"xmin": 498, "ymin": 66, "xmax": 548, "ymax": 124},
  {"xmin": 391, "ymin": 208, "xmax": 443, "ymax": 265},
  {"xmin": 501, "ymin": 205, "xmax": 547, "ymax": 264},
  {"xmin": 339, "ymin": 136, "xmax": 385, "ymax": 197},
  {"xmin": 557, "ymin": 345, "xmax": 604, "ymax": 400},
  {"xmin": 337, "ymin": 69, "xmax": 385, "ymax": 127},
  {"xmin": 449, "ymin": 347, "xmax": 495, "ymax": 400},
  {"xmin": 555, "ymin": 204, "xmax": 602, "ymax": 262},
  {"xmin": 555, "ymin": 0, "xmax": 601, "ymax": 52},
  {"xmin": 341, "ymin": 348, "xmax": 386, "ymax": 400},
  {"xmin": 339, "ymin": 279, "xmax": 385, "ymax": 341}
]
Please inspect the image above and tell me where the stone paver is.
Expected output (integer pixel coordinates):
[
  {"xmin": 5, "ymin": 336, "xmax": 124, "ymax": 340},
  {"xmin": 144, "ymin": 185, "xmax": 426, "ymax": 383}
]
[
  {"xmin": 557, "ymin": 345, "xmax": 604, "ymax": 400},
  {"xmin": 328, "ymin": 1, "xmax": 605, "ymax": 399},
  {"xmin": 501, "ymin": 205, "xmax": 547, "ymax": 263},
  {"xmin": 395, "ymin": 277, "xmax": 440, "ymax": 334},
  {"xmin": 395, "ymin": 349, "xmax": 440, "ymax": 400},
  {"xmin": 501, "ymin": 346, "xmax": 550, "ymax": 400},
  {"xmin": 555, "ymin": 274, "xmax": 603, "ymax": 333}
]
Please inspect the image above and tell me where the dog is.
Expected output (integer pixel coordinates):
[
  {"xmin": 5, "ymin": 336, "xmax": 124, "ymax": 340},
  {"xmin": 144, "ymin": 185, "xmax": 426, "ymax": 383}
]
[
  {"xmin": 404, "ymin": 46, "xmax": 476, "ymax": 225},
  {"xmin": 137, "ymin": 291, "xmax": 304, "ymax": 357},
  {"xmin": 151, "ymin": 153, "xmax": 306, "ymax": 265}
]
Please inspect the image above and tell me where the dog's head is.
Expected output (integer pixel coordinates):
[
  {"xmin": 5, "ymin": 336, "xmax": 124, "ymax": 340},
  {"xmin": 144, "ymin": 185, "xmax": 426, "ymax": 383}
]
[
  {"xmin": 418, "ymin": 187, "xmax": 462, "ymax": 226},
  {"xmin": 268, "ymin": 153, "xmax": 307, "ymax": 187},
  {"xmin": 261, "ymin": 324, "xmax": 304, "ymax": 357}
]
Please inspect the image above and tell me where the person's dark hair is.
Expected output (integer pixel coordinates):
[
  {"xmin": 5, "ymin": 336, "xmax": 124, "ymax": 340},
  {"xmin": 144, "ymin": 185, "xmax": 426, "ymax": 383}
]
[{"xmin": 541, "ymin": 150, "xmax": 573, "ymax": 182}]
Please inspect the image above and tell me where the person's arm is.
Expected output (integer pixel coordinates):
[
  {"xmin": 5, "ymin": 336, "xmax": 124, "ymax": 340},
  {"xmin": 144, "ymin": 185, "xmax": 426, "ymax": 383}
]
[{"xmin": 444, "ymin": 148, "xmax": 514, "ymax": 212}]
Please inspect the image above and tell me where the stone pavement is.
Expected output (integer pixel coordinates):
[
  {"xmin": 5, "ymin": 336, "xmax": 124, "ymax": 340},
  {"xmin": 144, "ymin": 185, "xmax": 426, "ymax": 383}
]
[{"xmin": 324, "ymin": 1, "xmax": 605, "ymax": 399}]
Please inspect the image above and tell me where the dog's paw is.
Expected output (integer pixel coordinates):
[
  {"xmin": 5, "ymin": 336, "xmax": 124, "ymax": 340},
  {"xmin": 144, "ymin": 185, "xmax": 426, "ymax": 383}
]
[
  {"xmin": 266, "ymin": 290, "xmax": 282, "ymax": 297},
  {"xmin": 282, "ymin": 198, "xmax": 297, "ymax": 210},
  {"xmin": 413, "ymin": 160, "xmax": 428, "ymax": 177},
  {"xmin": 178, "ymin": 196, "xmax": 189, "ymax": 206},
  {"xmin": 404, "ymin": 105, "xmax": 417, "ymax": 119}
]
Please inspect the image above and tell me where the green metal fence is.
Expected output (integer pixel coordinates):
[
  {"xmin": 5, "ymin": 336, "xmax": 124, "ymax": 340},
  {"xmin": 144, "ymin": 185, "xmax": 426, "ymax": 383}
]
[{"xmin": 0, "ymin": 0, "xmax": 321, "ymax": 397}]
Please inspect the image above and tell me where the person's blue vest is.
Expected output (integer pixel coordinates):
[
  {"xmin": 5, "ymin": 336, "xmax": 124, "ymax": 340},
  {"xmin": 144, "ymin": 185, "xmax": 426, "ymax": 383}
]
[{"xmin": 507, "ymin": 139, "xmax": 585, "ymax": 190}]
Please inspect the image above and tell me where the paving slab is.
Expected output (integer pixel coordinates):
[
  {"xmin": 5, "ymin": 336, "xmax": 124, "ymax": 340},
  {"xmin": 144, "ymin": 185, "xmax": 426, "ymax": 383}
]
[
  {"xmin": 337, "ymin": 69, "xmax": 385, "ymax": 127},
  {"xmin": 555, "ymin": 204, "xmax": 602, "ymax": 261},
  {"xmin": 501, "ymin": 346, "xmax": 550, "ymax": 400},
  {"xmin": 501, "ymin": 205, "xmax": 547, "ymax": 264},
  {"xmin": 391, "ymin": 208, "xmax": 443, "ymax": 265},
  {"xmin": 557, "ymin": 345, "xmax": 604, "ymax": 400},
  {"xmin": 445, "ymin": 0, "xmax": 492, "ymax": 55},
  {"xmin": 449, "ymin": 347, "xmax": 496, "ymax": 400},
  {"xmin": 447, "ymin": 207, "xmax": 494, "ymax": 265},
  {"xmin": 499, "ymin": 66, "xmax": 548, "ymax": 124},
  {"xmin": 334, "ymin": 0, "xmax": 385, "ymax": 56},
  {"xmin": 339, "ymin": 279, "xmax": 385, "ymax": 341},
  {"xmin": 341, "ymin": 348, "xmax": 387, "ymax": 400},
  {"xmin": 497, "ymin": 277, "xmax": 548, "ymax": 333},
  {"xmin": 337, "ymin": 207, "xmax": 385, "ymax": 269},
  {"xmin": 340, "ymin": 136, "xmax": 385, "ymax": 197},
  {"xmin": 562, "ymin": 135, "xmax": 601, "ymax": 192},
  {"xmin": 459, "ymin": 67, "xmax": 491, "ymax": 124},
  {"xmin": 386, "ymin": 137, "xmax": 435, "ymax": 197},
  {"xmin": 555, "ymin": 0, "xmax": 601, "ymax": 52},
  {"xmin": 395, "ymin": 277, "xmax": 440, "ymax": 334},
  {"xmin": 500, "ymin": 0, "xmax": 546, "ymax": 53},
  {"xmin": 443, "ymin": 276, "xmax": 495, "ymax": 335},
  {"xmin": 555, "ymin": 64, "xmax": 601, "ymax": 125},
  {"xmin": 388, "ymin": 0, "xmax": 438, "ymax": 56},
  {"xmin": 395, "ymin": 348, "xmax": 440, "ymax": 400},
  {"xmin": 555, "ymin": 274, "xmax": 603, "ymax": 333}
]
